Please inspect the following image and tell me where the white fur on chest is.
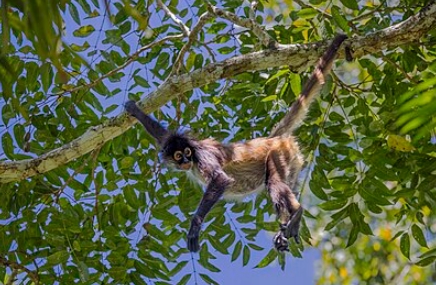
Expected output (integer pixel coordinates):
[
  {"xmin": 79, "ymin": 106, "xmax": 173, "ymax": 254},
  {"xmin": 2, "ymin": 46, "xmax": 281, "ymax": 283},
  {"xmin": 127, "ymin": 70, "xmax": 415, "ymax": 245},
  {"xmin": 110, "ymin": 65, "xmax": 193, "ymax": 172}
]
[{"xmin": 185, "ymin": 168, "xmax": 207, "ymax": 187}]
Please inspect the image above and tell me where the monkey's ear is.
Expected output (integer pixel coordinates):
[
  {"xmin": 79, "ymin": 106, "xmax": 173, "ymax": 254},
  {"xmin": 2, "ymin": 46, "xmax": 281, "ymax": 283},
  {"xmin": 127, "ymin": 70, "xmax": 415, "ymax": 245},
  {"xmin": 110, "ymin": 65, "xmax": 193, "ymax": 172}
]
[{"xmin": 125, "ymin": 100, "xmax": 169, "ymax": 145}]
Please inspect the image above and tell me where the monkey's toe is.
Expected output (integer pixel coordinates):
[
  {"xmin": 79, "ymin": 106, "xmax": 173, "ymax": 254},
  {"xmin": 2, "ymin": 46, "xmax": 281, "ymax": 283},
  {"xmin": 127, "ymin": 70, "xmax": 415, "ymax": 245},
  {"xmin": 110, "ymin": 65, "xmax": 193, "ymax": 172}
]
[
  {"xmin": 273, "ymin": 232, "xmax": 289, "ymax": 252},
  {"xmin": 187, "ymin": 234, "xmax": 200, "ymax": 252},
  {"xmin": 283, "ymin": 206, "xmax": 303, "ymax": 242}
]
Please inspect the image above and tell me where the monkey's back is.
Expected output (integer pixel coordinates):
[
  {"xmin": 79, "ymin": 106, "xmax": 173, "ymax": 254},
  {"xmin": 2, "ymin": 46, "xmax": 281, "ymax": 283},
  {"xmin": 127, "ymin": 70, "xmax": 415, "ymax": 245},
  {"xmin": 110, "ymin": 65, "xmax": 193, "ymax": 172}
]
[{"xmin": 220, "ymin": 136, "xmax": 304, "ymax": 200}]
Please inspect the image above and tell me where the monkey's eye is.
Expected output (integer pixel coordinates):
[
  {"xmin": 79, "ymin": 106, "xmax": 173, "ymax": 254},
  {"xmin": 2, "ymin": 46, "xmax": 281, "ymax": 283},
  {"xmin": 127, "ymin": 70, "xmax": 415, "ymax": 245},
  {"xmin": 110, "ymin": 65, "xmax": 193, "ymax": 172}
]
[
  {"xmin": 184, "ymin": 147, "xmax": 192, "ymax": 157},
  {"xmin": 173, "ymin": 151, "xmax": 183, "ymax": 161}
]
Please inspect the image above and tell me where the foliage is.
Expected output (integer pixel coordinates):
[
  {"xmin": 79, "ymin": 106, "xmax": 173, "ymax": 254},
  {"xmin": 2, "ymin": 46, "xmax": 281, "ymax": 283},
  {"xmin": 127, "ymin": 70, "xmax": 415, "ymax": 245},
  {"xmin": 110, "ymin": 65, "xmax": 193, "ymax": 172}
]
[{"xmin": 0, "ymin": 0, "xmax": 436, "ymax": 284}]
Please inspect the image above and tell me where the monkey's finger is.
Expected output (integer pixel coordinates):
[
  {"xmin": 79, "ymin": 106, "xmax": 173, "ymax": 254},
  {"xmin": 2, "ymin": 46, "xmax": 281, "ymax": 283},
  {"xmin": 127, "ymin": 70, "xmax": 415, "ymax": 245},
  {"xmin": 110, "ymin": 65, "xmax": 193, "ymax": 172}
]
[{"xmin": 273, "ymin": 233, "xmax": 289, "ymax": 252}]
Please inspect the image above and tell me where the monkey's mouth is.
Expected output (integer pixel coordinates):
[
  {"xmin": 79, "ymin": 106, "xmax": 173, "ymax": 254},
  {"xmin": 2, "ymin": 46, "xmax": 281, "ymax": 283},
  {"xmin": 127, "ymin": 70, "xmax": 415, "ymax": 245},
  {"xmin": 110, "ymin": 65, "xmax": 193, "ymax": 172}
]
[{"xmin": 179, "ymin": 162, "xmax": 193, "ymax": 171}]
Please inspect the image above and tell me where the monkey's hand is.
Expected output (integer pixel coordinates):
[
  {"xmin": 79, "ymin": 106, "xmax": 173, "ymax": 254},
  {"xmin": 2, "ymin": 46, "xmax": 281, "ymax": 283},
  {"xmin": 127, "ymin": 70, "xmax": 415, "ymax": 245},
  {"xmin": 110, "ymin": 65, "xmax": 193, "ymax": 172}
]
[
  {"xmin": 273, "ymin": 207, "xmax": 303, "ymax": 252},
  {"xmin": 273, "ymin": 231, "xmax": 289, "ymax": 252},
  {"xmin": 283, "ymin": 206, "xmax": 303, "ymax": 244},
  {"xmin": 187, "ymin": 215, "xmax": 202, "ymax": 252}
]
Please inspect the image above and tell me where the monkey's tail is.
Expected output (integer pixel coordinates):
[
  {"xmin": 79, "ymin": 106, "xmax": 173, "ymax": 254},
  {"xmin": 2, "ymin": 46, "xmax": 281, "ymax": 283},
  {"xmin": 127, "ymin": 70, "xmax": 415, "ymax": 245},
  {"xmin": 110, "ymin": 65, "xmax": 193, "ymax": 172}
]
[{"xmin": 269, "ymin": 34, "xmax": 347, "ymax": 138}]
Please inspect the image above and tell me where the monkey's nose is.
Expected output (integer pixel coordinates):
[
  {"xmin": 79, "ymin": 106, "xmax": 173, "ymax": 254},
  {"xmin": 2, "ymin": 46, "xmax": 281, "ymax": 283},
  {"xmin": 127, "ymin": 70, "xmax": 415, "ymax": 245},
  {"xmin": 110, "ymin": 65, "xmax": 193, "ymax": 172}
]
[{"xmin": 179, "ymin": 162, "xmax": 192, "ymax": 170}]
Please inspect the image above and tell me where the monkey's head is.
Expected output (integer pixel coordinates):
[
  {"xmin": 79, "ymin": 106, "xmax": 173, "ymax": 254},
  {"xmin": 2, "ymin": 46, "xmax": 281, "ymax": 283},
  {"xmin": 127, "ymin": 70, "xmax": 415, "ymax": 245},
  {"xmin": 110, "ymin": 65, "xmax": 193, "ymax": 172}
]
[{"xmin": 162, "ymin": 133, "xmax": 196, "ymax": 171}]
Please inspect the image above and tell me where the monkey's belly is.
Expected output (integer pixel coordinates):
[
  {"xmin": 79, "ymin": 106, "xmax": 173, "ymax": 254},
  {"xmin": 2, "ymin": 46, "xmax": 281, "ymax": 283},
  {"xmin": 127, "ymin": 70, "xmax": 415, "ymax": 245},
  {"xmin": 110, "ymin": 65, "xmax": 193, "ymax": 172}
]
[{"xmin": 222, "ymin": 161, "xmax": 267, "ymax": 200}]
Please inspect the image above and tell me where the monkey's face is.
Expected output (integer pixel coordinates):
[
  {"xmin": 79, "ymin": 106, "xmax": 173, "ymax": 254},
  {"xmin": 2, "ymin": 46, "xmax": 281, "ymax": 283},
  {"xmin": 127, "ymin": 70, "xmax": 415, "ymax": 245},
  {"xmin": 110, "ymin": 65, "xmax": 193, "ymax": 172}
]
[
  {"xmin": 171, "ymin": 147, "xmax": 194, "ymax": 170},
  {"xmin": 162, "ymin": 134, "xmax": 196, "ymax": 171}
]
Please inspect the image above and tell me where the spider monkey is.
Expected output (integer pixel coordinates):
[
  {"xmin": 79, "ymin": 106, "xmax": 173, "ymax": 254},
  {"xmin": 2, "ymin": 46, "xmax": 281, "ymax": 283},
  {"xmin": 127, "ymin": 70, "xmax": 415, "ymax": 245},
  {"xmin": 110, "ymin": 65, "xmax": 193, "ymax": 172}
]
[{"xmin": 125, "ymin": 34, "xmax": 347, "ymax": 252}]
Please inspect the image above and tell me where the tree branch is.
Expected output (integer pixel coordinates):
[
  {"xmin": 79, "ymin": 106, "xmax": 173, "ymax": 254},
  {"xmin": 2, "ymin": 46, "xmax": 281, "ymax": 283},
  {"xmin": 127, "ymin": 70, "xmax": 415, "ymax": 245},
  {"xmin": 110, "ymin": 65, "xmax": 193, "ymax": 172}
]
[
  {"xmin": 171, "ymin": 11, "xmax": 212, "ymax": 74},
  {"xmin": 206, "ymin": 1, "xmax": 279, "ymax": 48},
  {"xmin": 156, "ymin": 0, "xmax": 190, "ymax": 36},
  {"xmin": 60, "ymin": 34, "xmax": 184, "ymax": 96},
  {"xmin": 0, "ymin": 2, "xmax": 435, "ymax": 183}
]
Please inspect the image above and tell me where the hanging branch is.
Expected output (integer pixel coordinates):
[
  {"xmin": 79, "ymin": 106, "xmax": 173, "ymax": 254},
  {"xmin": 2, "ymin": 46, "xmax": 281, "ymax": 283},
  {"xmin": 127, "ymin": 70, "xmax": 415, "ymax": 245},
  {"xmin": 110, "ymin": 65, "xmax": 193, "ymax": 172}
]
[
  {"xmin": 171, "ymin": 11, "xmax": 213, "ymax": 74},
  {"xmin": 156, "ymin": 0, "xmax": 190, "ymax": 36},
  {"xmin": 206, "ymin": 1, "xmax": 279, "ymax": 48},
  {"xmin": 0, "ymin": 2, "xmax": 436, "ymax": 183}
]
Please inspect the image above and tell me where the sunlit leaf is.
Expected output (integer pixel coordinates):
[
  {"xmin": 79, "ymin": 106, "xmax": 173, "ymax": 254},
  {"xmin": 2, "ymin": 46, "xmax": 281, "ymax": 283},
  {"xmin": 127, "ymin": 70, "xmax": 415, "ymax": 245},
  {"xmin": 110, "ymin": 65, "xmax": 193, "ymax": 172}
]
[{"xmin": 400, "ymin": 233, "xmax": 411, "ymax": 260}]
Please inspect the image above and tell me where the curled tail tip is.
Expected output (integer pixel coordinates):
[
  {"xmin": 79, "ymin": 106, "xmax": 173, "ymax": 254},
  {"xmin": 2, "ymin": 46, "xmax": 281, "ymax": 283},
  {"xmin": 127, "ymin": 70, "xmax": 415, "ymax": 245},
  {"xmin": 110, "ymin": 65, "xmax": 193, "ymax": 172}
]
[{"xmin": 331, "ymin": 34, "xmax": 348, "ymax": 49}]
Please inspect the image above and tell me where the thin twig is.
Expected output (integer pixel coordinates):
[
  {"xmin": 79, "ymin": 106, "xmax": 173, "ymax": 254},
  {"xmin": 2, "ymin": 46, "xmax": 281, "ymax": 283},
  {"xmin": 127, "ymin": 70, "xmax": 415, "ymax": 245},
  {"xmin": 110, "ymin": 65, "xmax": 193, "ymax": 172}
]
[
  {"xmin": 206, "ymin": 1, "xmax": 279, "ymax": 48},
  {"xmin": 156, "ymin": 0, "xmax": 190, "ymax": 36},
  {"xmin": 55, "ymin": 148, "xmax": 100, "ymax": 202},
  {"xmin": 351, "ymin": 0, "xmax": 388, "ymax": 22},
  {"xmin": 59, "ymin": 34, "xmax": 184, "ymax": 95},
  {"xmin": 171, "ymin": 11, "xmax": 213, "ymax": 74},
  {"xmin": 249, "ymin": 1, "xmax": 258, "ymax": 20}
]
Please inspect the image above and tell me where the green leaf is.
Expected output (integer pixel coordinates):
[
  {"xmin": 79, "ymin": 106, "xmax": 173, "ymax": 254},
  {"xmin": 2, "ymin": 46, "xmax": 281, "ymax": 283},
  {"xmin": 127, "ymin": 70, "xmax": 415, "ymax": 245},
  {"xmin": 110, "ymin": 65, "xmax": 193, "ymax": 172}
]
[
  {"xmin": 298, "ymin": 8, "xmax": 318, "ymax": 19},
  {"xmin": 324, "ymin": 205, "xmax": 350, "ymax": 231},
  {"xmin": 231, "ymin": 241, "xmax": 242, "ymax": 261},
  {"xmin": 309, "ymin": 180, "xmax": 329, "ymax": 201},
  {"xmin": 69, "ymin": 3, "xmax": 81, "ymax": 25},
  {"xmin": 77, "ymin": 261, "xmax": 90, "ymax": 282},
  {"xmin": 255, "ymin": 249, "xmax": 277, "ymax": 268},
  {"xmin": 40, "ymin": 62, "xmax": 53, "ymax": 92},
  {"xmin": 2, "ymin": 132, "xmax": 14, "ymax": 158},
  {"xmin": 419, "ymin": 247, "xmax": 436, "ymax": 259},
  {"xmin": 123, "ymin": 186, "xmax": 140, "ymax": 210},
  {"xmin": 218, "ymin": 46, "xmax": 236, "ymax": 55},
  {"xmin": 331, "ymin": 6, "xmax": 350, "ymax": 33},
  {"xmin": 319, "ymin": 199, "xmax": 348, "ymax": 211},
  {"xmin": 243, "ymin": 245, "xmax": 250, "ymax": 266},
  {"xmin": 77, "ymin": 0, "xmax": 92, "ymax": 14},
  {"xmin": 416, "ymin": 256, "xmax": 436, "ymax": 267},
  {"xmin": 120, "ymin": 156, "xmax": 135, "ymax": 169},
  {"xmin": 134, "ymin": 260, "xmax": 152, "ymax": 277},
  {"xmin": 209, "ymin": 235, "xmax": 229, "ymax": 254},
  {"xmin": 177, "ymin": 274, "xmax": 191, "ymax": 285},
  {"xmin": 340, "ymin": 0, "xmax": 359, "ymax": 10},
  {"xmin": 346, "ymin": 225, "xmax": 359, "ymax": 247},
  {"xmin": 47, "ymin": 250, "xmax": 70, "ymax": 265},
  {"xmin": 130, "ymin": 272, "xmax": 147, "ymax": 285},
  {"xmin": 411, "ymin": 224, "xmax": 428, "ymax": 248},
  {"xmin": 169, "ymin": 261, "xmax": 188, "ymax": 276},
  {"xmin": 247, "ymin": 242, "xmax": 263, "ymax": 251},
  {"xmin": 199, "ymin": 274, "xmax": 219, "ymax": 285},
  {"xmin": 73, "ymin": 25, "xmax": 95, "ymax": 37},
  {"xmin": 261, "ymin": 95, "xmax": 277, "ymax": 102},
  {"xmin": 400, "ymin": 233, "xmax": 410, "ymax": 260},
  {"xmin": 349, "ymin": 203, "xmax": 373, "ymax": 235},
  {"xmin": 134, "ymin": 75, "xmax": 151, "ymax": 88},
  {"xmin": 359, "ymin": 187, "xmax": 392, "ymax": 206}
]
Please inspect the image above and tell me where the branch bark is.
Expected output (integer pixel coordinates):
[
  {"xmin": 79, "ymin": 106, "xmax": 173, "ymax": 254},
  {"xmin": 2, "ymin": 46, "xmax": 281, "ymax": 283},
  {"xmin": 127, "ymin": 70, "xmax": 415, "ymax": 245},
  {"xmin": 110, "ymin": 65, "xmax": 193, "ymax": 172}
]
[{"xmin": 0, "ymin": 2, "xmax": 435, "ymax": 183}]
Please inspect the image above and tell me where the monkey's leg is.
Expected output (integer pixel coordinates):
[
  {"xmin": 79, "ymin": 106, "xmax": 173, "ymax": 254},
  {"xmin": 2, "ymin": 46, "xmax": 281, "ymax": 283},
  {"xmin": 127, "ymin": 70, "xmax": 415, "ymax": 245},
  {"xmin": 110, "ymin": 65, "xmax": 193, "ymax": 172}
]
[
  {"xmin": 266, "ymin": 154, "xmax": 303, "ymax": 251},
  {"xmin": 187, "ymin": 171, "xmax": 231, "ymax": 252}
]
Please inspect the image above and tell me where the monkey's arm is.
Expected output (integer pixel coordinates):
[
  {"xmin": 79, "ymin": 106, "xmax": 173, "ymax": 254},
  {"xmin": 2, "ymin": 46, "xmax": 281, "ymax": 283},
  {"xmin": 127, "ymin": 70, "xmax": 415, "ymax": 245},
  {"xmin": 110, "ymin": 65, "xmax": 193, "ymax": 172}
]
[
  {"xmin": 187, "ymin": 171, "xmax": 231, "ymax": 252},
  {"xmin": 125, "ymin": 100, "xmax": 169, "ymax": 145}
]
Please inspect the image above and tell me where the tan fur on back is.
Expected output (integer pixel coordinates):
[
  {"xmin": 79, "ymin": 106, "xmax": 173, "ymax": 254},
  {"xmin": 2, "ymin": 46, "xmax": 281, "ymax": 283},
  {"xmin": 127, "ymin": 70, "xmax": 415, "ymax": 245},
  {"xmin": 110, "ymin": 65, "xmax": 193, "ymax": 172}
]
[{"xmin": 221, "ymin": 137, "xmax": 303, "ymax": 198}]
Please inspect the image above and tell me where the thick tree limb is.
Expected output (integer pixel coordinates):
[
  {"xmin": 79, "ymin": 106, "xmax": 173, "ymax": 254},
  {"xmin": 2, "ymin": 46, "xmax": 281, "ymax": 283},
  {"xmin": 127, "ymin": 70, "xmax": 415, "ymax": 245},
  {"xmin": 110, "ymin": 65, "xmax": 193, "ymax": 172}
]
[{"xmin": 0, "ymin": 2, "xmax": 435, "ymax": 183}]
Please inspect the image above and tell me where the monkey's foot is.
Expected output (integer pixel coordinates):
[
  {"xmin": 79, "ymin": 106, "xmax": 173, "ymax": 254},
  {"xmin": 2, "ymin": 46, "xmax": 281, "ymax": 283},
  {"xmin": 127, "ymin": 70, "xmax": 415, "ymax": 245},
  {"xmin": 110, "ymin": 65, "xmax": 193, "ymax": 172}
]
[
  {"xmin": 273, "ymin": 231, "xmax": 289, "ymax": 252},
  {"xmin": 281, "ymin": 206, "xmax": 303, "ymax": 244}
]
